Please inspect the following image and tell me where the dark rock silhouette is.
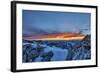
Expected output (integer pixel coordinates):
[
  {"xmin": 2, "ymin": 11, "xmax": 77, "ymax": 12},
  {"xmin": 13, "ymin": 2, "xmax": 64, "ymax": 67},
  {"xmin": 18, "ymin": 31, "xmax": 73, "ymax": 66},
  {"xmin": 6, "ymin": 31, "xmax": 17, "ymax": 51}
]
[{"xmin": 81, "ymin": 35, "xmax": 91, "ymax": 50}]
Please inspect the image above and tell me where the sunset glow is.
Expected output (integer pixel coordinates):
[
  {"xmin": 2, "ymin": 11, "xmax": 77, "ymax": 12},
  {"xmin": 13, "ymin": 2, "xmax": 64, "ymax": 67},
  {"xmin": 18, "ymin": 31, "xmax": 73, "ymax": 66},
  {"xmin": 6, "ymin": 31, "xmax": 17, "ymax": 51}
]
[{"xmin": 24, "ymin": 33, "xmax": 85, "ymax": 41}]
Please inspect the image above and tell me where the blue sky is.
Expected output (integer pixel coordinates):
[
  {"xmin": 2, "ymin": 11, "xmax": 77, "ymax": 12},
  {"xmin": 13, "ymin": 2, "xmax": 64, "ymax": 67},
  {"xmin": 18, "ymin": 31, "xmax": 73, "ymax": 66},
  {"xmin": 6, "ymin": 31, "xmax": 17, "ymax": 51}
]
[{"xmin": 23, "ymin": 10, "xmax": 91, "ymax": 36}]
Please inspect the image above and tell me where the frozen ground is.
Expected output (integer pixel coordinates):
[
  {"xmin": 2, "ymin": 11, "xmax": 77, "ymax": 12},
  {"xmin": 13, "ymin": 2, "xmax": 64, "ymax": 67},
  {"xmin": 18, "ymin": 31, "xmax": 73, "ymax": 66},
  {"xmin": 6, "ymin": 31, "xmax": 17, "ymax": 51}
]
[{"xmin": 22, "ymin": 35, "xmax": 91, "ymax": 63}]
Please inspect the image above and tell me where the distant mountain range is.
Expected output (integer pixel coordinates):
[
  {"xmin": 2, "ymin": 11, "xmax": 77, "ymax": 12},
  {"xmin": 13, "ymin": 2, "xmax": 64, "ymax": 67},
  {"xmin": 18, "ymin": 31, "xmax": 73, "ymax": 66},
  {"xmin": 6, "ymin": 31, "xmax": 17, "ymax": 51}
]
[{"xmin": 23, "ymin": 33, "xmax": 85, "ymax": 41}]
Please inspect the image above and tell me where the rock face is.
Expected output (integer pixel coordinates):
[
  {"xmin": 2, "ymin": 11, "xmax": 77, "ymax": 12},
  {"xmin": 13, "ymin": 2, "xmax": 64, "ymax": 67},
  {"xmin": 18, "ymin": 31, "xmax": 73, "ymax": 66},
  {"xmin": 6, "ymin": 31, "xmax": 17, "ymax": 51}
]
[
  {"xmin": 81, "ymin": 35, "xmax": 91, "ymax": 50},
  {"xmin": 71, "ymin": 35, "xmax": 91, "ymax": 60},
  {"xmin": 22, "ymin": 35, "xmax": 91, "ymax": 63},
  {"xmin": 40, "ymin": 51, "xmax": 54, "ymax": 61}
]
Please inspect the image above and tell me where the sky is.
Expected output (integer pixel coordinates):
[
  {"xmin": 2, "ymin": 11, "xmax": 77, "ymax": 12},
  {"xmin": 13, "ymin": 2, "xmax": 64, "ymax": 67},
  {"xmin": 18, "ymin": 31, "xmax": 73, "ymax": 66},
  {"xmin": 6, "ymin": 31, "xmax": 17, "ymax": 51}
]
[{"xmin": 22, "ymin": 10, "xmax": 91, "ymax": 36}]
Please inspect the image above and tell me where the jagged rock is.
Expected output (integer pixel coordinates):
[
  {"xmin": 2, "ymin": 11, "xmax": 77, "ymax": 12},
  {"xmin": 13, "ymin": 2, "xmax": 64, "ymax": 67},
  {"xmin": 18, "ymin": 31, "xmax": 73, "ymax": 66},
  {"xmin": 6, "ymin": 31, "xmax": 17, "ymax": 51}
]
[
  {"xmin": 81, "ymin": 35, "xmax": 91, "ymax": 50},
  {"xmin": 41, "ymin": 51, "xmax": 54, "ymax": 61}
]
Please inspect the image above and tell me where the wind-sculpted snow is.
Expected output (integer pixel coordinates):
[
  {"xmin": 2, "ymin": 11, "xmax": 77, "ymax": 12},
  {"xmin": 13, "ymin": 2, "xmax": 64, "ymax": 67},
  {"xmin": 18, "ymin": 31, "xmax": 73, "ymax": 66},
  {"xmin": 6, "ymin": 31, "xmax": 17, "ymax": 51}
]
[{"xmin": 22, "ymin": 35, "xmax": 91, "ymax": 63}]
